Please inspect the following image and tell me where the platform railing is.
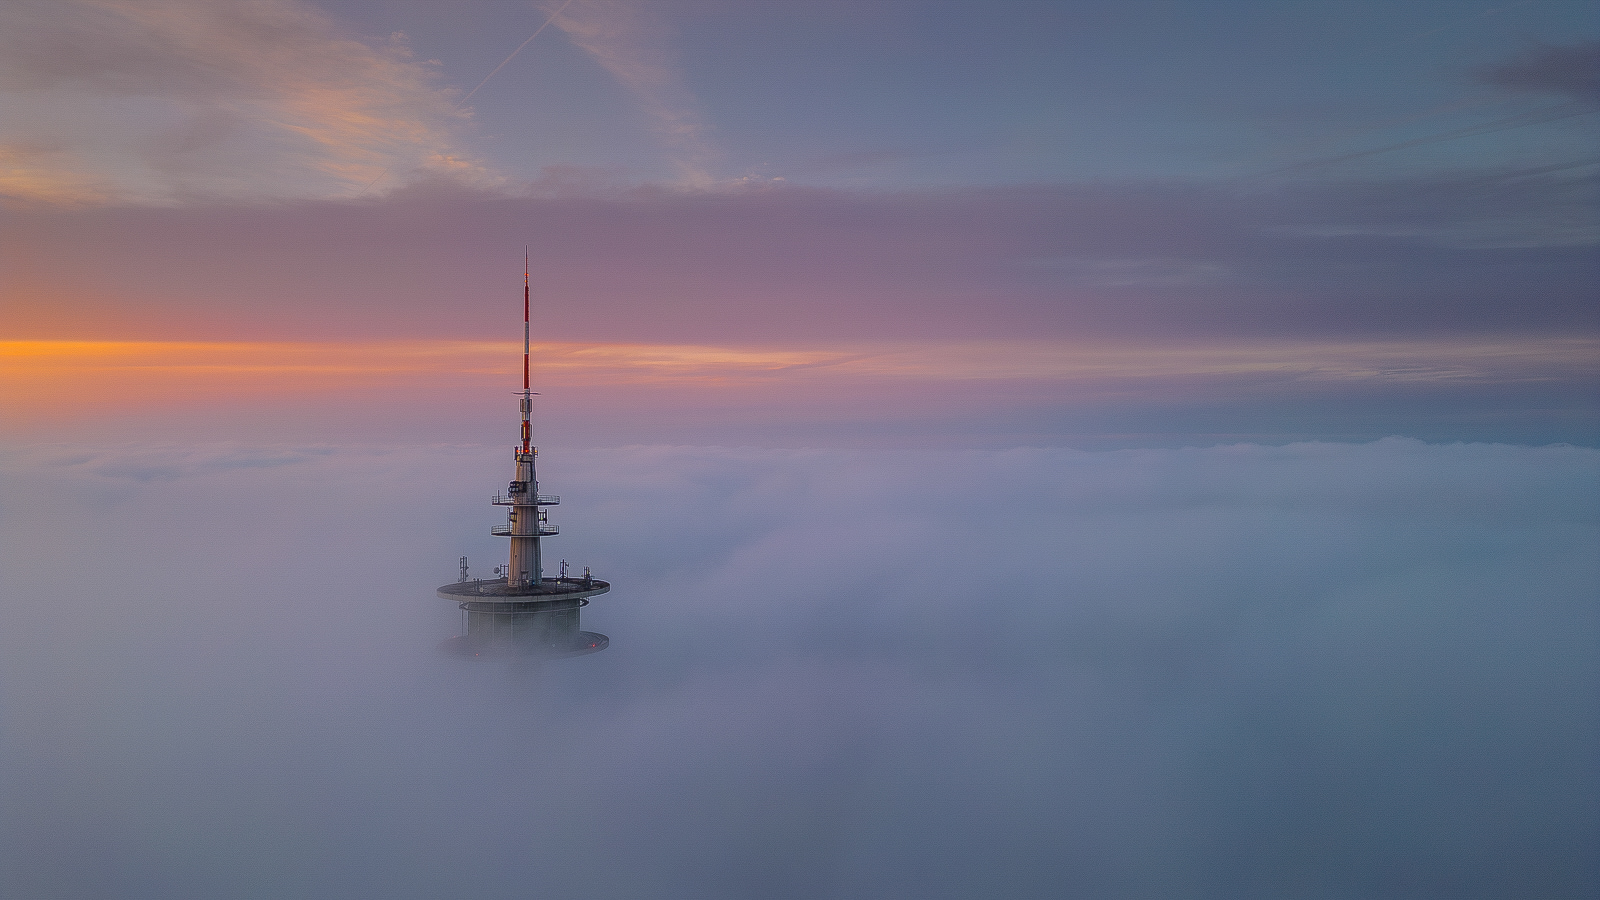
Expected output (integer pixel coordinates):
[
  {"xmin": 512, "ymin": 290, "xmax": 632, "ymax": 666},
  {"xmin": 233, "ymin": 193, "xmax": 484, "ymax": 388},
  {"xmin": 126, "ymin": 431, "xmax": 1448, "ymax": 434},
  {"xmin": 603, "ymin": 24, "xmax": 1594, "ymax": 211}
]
[
  {"xmin": 491, "ymin": 493, "xmax": 560, "ymax": 506},
  {"xmin": 490, "ymin": 523, "xmax": 559, "ymax": 536}
]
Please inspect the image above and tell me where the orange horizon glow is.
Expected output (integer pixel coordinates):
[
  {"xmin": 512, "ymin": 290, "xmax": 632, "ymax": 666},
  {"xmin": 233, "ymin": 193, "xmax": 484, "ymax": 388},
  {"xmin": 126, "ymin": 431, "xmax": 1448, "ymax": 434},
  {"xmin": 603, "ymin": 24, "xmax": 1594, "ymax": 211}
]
[
  {"xmin": 5, "ymin": 335, "xmax": 1595, "ymax": 422},
  {"xmin": 6, "ymin": 335, "xmax": 1596, "ymax": 386}
]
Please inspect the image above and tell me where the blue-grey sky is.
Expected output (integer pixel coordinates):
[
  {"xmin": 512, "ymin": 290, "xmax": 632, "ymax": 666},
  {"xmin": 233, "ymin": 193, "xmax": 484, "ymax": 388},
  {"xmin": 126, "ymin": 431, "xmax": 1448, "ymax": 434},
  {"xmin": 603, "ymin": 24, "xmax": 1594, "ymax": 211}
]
[
  {"xmin": 6, "ymin": 1, "xmax": 1594, "ymax": 198},
  {"xmin": 325, "ymin": 0, "xmax": 1598, "ymax": 187}
]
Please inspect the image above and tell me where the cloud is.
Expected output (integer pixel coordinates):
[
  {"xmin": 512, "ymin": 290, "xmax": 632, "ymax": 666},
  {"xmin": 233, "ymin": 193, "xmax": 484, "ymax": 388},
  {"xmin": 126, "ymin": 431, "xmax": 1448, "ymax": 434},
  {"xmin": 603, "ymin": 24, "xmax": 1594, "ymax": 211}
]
[
  {"xmin": 1481, "ymin": 40, "xmax": 1600, "ymax": 101},
  {"xmin": 548, "ymin": 1, "xmax": 721, "ymax": 187},
  {"xmin": 47, "ymin": 445, "xmax": 332, "ymax": 482},
  {"xmin": 1, "ymin": 440, "xmax": 1595, "ymax": 896},
  {"xmin": 0, "ymin": 0, "xmax": 496, "ymax": 204},
  {"xmin": 3, "ymin": 171, "xmax": 1594, "ymax": 346}
]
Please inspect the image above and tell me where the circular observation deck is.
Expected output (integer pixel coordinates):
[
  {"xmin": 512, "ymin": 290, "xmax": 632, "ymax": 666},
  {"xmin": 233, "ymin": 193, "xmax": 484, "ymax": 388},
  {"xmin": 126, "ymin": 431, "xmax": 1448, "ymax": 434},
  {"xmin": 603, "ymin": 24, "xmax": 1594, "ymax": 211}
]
[{"xmin": 437, "ymin": 576, "xmax": 610, "ymax": 605}]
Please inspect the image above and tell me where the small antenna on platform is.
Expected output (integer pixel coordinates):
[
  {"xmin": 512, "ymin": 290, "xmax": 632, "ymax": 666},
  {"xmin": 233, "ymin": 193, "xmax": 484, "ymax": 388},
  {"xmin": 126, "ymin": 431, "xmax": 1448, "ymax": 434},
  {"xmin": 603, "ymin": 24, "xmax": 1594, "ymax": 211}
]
[{"xmin": 521, "ymin": 248, "xmax": 532, "ymax": 454}]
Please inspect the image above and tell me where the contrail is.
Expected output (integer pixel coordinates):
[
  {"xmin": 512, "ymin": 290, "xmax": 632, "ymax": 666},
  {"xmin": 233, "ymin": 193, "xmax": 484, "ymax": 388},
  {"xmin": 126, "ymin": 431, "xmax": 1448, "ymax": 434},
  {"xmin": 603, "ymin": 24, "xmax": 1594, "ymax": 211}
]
[
  {"xmin": 1264, "ymin": 100, "xmax": 1600, "ymax": 175},
  {"xmin": 356, "ymin": 0, "xmax": 577, "ymax": 198},
  {"xmin": 459, "ymin": 0, "xmax": 577, "ymax": 107}
]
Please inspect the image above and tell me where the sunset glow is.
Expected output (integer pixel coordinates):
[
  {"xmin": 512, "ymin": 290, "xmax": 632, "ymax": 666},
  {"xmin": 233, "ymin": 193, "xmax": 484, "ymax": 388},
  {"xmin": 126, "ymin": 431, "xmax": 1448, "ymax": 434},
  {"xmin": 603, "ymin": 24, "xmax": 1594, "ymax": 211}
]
[{"xmin": 8, "ymin": 335, "xmax": 1593, "ymax": 401}]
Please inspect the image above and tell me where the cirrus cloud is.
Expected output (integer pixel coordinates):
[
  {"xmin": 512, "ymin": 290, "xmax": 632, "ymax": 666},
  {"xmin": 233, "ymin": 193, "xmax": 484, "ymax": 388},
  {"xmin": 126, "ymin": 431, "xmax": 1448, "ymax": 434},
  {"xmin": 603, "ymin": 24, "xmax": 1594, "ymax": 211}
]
[
  {"xmin": 547, "ymin": 0, "xmax": 722, "ymax": 188},
  {"xmin": 0, "ymin": 0, "xmax": 498, "ymax": 204}
]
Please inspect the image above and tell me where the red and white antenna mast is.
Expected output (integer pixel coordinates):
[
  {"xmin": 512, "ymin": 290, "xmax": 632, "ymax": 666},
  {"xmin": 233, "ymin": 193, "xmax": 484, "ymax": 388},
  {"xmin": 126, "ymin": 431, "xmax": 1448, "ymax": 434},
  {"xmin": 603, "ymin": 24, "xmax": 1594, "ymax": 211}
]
[{"xmin": 521, "ymin": 248, "xmax": 532, "ymax": 454}]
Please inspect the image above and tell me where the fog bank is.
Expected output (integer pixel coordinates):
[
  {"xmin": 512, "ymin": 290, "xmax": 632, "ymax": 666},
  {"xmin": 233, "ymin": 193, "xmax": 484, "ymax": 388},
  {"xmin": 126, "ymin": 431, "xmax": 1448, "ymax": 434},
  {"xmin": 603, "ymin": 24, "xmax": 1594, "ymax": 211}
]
[{"xmin": 1, "ymin": 439, "xmax": 1595, "ymax": 898}]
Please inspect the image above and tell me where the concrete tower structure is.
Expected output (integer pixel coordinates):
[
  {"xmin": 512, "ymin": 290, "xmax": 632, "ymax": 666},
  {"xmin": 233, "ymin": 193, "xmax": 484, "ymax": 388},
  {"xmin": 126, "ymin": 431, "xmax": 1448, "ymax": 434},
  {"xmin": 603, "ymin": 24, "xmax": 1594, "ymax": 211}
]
[{"xmin": 437, "ymin": 256, "xmax": 610, "ymax": 655}]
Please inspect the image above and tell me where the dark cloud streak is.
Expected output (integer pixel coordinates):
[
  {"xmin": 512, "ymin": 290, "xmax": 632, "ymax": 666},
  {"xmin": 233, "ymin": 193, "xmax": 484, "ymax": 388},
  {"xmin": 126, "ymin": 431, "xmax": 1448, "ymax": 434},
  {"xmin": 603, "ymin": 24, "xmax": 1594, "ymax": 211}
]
[{"xmin": 1481, "ymin": 40, "xmax": 1600, "ymax": 101}]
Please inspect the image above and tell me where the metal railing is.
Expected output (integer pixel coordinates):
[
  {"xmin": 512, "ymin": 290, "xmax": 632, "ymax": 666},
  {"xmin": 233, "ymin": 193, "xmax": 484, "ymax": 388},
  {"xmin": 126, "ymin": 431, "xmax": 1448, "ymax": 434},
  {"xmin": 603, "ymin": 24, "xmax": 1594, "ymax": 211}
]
[
  {"xmin": 490, "ymin": 523, "xmax": 559, "ymax": 536},
  {"xmin": 490, "ymin": 493, "xmax": 560, "ymax": 506}
]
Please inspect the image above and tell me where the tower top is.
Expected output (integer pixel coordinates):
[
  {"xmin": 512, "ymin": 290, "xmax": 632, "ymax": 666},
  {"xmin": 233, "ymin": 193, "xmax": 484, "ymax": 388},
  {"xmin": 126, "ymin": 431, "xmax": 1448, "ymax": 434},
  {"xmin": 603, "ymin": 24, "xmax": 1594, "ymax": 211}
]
[{"xmin": 436, "ymin": 254, "xmax": 610, "ymax": 650}]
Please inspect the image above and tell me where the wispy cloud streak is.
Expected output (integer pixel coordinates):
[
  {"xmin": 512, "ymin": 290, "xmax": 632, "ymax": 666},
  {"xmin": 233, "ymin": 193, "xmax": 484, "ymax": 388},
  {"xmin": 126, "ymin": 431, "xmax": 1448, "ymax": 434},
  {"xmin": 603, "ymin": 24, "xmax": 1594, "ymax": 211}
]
[
  {"xmin": 547, "ymin": 1, "xmax": 720, "ymax": 186},
  {"xmin": 0, "ymin": 0, "xmax": 495, "ymax": 204}
]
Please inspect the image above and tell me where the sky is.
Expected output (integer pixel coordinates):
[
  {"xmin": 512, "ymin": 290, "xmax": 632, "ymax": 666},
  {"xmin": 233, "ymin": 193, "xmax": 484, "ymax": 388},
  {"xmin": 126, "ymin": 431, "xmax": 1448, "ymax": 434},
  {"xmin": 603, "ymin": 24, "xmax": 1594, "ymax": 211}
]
[
  {"xmin": 0, "ymin": 0, "xmax": 1595, "ymax": 447},
  {"xmin": 1, "ymin": 2, "xmax": 1597, "ymax": 897}
]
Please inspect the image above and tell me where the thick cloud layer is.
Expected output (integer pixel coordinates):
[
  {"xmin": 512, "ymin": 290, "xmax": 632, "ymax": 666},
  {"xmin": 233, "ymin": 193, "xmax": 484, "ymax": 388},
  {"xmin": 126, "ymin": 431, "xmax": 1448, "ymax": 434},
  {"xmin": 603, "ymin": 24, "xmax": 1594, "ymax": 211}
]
[
  {"xmin": 1, "ymin": 440, "xmax": 1594, "ymax": 898},
  {"xmin": 6, "ymin": 175, "xmax": 1594, "ymax": 346}
]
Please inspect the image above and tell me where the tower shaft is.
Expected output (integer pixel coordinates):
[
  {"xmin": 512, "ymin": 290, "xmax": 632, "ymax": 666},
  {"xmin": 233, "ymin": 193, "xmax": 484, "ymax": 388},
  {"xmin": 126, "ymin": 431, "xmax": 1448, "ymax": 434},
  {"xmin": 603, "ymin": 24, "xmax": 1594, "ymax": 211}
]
[
  {"xmin": 510, "ymin": 250, "xmax": 542, "ymax": 586},
  {"xmin": 507, "ymin": 451, "xmax": 543, "ymax": 586}
]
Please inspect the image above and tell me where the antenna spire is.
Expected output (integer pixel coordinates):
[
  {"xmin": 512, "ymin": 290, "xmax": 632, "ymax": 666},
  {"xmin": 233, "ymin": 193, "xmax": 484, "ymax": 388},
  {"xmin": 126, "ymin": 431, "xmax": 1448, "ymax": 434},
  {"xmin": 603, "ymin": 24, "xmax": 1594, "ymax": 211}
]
[{"xmin": 521, "ymin": 249, "xmax": 532, "ymax": 454}]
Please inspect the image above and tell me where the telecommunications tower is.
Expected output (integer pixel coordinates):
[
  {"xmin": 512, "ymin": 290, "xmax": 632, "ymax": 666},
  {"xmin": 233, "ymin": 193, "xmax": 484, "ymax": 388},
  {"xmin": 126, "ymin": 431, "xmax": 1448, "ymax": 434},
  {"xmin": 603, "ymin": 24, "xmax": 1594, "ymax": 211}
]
[{"xmin": 436, "ymin": 254, "xmax": 610, "ymax": 654}]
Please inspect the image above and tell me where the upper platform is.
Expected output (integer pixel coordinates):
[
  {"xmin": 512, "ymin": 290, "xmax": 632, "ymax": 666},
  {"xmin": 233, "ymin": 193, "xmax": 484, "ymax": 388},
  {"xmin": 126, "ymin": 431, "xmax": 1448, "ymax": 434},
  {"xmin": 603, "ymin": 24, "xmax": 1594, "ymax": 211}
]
[
  {"xmin": 437, "ymin": 576, "xmax": 610, "ymax": 604},
  {"xmin": 491, "ymin": 523, "xmax": 559, "ymax": 536},
  {"xmin": 492, "ymin": 492, "xmax": 559, "ymax": 506}
]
